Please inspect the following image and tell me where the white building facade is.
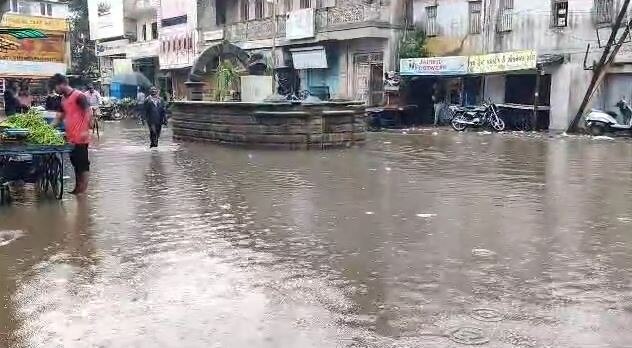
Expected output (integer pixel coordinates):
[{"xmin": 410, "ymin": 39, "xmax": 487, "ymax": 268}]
[
  {"xmin": 89, "ymin": 0, "xmax": 160, "ymax": 96},
  {"xmin": 411, "ymin": 0, "xmax": 630, "ymax": 130}
]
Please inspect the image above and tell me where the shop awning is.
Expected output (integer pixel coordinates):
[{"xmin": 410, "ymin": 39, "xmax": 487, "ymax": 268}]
[{"xmin": 290, "ymin": 46, "xmax": 328, "ymax": 70}]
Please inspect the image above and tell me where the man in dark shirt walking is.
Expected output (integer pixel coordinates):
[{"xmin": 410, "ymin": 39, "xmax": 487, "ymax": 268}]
[{"xmin": 143, "ymin": 86, "xmax": 167, "ymax": 148}]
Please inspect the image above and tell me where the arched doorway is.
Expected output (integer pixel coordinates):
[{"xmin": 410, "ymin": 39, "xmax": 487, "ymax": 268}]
[{"xmin": 188, "ymin": 41, "xmax": 250, "ymax": 83}]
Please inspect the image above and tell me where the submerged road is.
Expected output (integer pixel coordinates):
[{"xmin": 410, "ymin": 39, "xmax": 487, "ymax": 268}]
[{"xmin": 2, "ymin": 123, "xmax": 632, "ymax": 347}]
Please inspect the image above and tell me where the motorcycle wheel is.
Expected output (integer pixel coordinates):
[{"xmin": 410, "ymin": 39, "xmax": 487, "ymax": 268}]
[
  {"xmin": 588, "ymin": 123, "xmax": 606, "ymax": 136},
  {"xmin": 491, "ymin": 117, "xmax": 506, "ymax": 132},
  {"xmin": 451, "ymin": 115, "xmax": 468, "ymax": 131}
]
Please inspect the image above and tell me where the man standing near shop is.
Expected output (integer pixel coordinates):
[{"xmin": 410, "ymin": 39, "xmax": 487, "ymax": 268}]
[
  {"xmin": 4, "ymin": 80, "xmax": 23, "ymax": 117},
  {"xmin": 50, "ymin": 74, "xmax": 92, "ymax": 195}
]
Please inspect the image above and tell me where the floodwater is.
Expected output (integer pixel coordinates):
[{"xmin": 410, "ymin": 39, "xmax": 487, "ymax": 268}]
[{"xmin": 2, "ymin": 123, "xmax": 632, "ymax": 348}]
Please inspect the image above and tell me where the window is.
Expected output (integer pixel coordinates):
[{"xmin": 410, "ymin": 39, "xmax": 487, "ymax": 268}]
[
  {"xmin": 552, "ymin": 0, "xmax": 568, "ymax": 27},
  {"xmin": 425, "ymin": 6, "xmax": 438, "ymax": 37},
  {"xmin": 241, "ymin": 0, "xmax": 250, "ymax": 21},
  {"xmin": 285, "ymin": 0, "xmax": 293, "ymax": 13},
  {"xmin": 497, "ymin": 0, "xmax": 513, "ymax": 32},
  {"xmin": 469, "ymin": 1, "xmax": 482, "ymax": 34},
  {"xmin": 40, "ymin": 2, "xmax": 52, "ymax": 16},
  {"xmin": 595, "ymin": 0, "xmax": 612, "ymax": 25},
  {"xmin": 10, "ymin": 0, "xmax": 18, "ymax": 13},
  {"xmin": 255, "ymin": 0, "xmax": 263, "ymax": 19},
  {"xmin": 300, "ymin": 0, "xmax": 311, "ymax": 9},
  {"xmin": 151, "ymin": 22, "xmax": 158, "ymax": 40},
  {"xmin": 142, "ymin": 24, "xmax": 147, "ymax": 41}
]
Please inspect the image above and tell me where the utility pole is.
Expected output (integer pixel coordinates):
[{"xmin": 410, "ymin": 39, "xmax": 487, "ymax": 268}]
[
  {"xmin": 269, "ymin": 0, "xmax": 277, "ymax": 94},
  {"xmin": 567, "ymin": 0, "xmax": 631, "ymax": 133}
]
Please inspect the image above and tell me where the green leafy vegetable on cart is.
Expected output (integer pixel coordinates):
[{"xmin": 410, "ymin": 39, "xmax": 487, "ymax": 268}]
[{"xmin": 1, "ymin": 110, "xmax": 65, "ymax": 145}]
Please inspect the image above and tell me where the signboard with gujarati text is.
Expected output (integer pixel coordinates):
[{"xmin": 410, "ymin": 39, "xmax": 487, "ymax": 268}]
[
  {"xmin": 400, "ymin": 56, "xmax": 469, "ymax": 76},
  {"xmin": 0, "ymin": 35, "xmax": 65, "ymax": 63},
  {"xmin": 468, "ymin": 50, "xmax": 537, "ymax": 74},
  {"xmin": 1, "ymin": 13, "xmax": 69, "ymax": 32}
]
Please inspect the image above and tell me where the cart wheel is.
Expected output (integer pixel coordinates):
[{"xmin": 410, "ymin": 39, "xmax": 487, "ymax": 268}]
[{"xmin": 48, "ymin": 156, "xmax": 64, "ymax": 200}]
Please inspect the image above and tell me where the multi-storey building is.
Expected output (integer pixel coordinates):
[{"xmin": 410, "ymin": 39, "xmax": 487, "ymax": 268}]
[
  {"xmin": 90, "ymin": 0, "xmax": 412, "ymax": 103},
  {"xmin": 89, "ymin": 0, "xmax": 159, "ymax": 96},
  {"xmin": 410, "ymin": 0, "xmax": 631, "ymax": 130},
  {"xmin": 197, "ymin": 0, "xmax": 412, "ymax": 104},
  {"xmin": 0, "ymin": 0, "xmax": 70, "ymax": 95}
]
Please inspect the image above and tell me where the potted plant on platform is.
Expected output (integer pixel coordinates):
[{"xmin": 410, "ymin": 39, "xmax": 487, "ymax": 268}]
[{"xmin": 214, "ymin": 60, "xmax": 239, "ymax": 102}]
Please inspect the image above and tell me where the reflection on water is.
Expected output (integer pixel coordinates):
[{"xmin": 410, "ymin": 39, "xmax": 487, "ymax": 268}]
[{"xmin": 2, "ymin": 124, "xmax": 632, "ymax": 347}]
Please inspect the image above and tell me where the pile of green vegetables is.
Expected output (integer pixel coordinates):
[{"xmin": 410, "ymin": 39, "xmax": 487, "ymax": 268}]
[{"xmin": 0, "ymin": 110, "xmax": 65, "ymax": 145}]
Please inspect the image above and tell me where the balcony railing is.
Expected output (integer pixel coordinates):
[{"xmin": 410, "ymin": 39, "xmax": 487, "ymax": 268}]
[{"xmin": 225, "ymin": 4, "xmax": 388, "ymax": 43}]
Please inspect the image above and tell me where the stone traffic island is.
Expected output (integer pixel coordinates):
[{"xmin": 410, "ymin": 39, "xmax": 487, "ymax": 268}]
[{"xmin": 170, "ymin": 100, "xmax": 367, "ymax": 149}]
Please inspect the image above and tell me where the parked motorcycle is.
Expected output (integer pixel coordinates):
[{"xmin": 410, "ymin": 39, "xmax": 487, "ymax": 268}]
[
  {"xmin": 585, "ymin": 99, "xmax": 632, "ymax": 136},
  {"xmin": 450, "ymin": 100, "xmax": 506, "ymax": 132}
]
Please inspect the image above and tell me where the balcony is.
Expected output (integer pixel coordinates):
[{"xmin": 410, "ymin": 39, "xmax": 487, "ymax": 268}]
[
  {"xmin": 315, "ymin": 3, "xmax": 389, "ymax": 31},
  {"xmin": 225, "ymin": 16, "xmax": 285, "ymax": 42},
  {"xmin": 225, "ymin": 3, "xmax": 388, "ymax": 43}
]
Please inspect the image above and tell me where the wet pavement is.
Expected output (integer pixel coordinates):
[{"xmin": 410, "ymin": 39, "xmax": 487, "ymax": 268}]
[{"xmin": 2, "ymin": 123, "xmax": 632, "ymax": 347}]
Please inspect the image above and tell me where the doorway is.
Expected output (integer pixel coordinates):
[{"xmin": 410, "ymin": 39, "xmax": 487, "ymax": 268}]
[{"xmin": 353, "ymin": 52, "xmax": 383, "ymax": 105}]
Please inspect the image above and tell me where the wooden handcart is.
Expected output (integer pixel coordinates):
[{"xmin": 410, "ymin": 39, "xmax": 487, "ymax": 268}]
[{"xmin": 0, "ymin": 145, "xmax": 72, "ymax": 204}]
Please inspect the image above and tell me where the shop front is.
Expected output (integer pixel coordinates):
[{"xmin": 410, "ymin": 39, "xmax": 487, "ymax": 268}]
[
  {"xmin": 290, "ymin": 45, "xmax": 340, "ymax": 101},
  {"xmin": 0, "ymin": 14, "xmax": 69, "ymax": 110},
  {"xmin": 400, "ymin": 50, "xmax": 558, "ymax": 129}
]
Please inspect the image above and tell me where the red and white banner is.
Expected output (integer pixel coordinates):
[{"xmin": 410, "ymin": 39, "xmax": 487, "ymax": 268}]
[{"xmin": 159, "ymin": 31, "xmax": 198, "ymax": 70}]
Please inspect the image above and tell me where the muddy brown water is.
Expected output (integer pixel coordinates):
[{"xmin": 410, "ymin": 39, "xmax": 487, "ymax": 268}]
[{"xmin": 2, "ymin": 124, "xmax": 632, "ymax": 347}]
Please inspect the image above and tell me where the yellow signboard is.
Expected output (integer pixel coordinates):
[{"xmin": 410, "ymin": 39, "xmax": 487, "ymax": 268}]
[
  {"xmin": 468, "ymin": 50, "xmax": 537, "ymax": 74},
  {"xmin": 0, "ymin": 35, "xmax": 66, "ymax": 63},
  {"xmin": 1, "ymin": 13, "xmax": 69, "ymax": 32}
]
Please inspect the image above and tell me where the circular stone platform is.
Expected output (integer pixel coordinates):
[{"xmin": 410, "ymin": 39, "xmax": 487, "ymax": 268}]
[{"xmin": 170, "ymin": 101, "xmax": 367, "ymax": 149}]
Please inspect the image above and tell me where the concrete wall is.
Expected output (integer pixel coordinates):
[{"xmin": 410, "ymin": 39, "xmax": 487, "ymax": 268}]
[
  {"xmin": 412, "ymin": 0, "xmax": 605, "ymax": 57},
  {"xmin": 483, "ymin": 75, "xmax": 505, "ymax": 103}
]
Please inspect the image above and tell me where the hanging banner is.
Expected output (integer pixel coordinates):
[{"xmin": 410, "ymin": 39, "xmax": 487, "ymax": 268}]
[
  {"xmin": 0, "ymin": 36, "xmax": 66, "ymax": 63},
  {"xmin": 88, "ymin": 0, "xmax": 125, "ymax": 40},
  {"xmin": 1, "ymin": 13, "xmax": 69, "ymax": 32},
  {"xmin": 290, "ymin": 46, "xmax": 327, "ymax": 69},
  {"xmin": 468, "ymin": 50, "xmax": 537, "ymax": 74},
  {"xmin": 286, "ymin": 8, "xmax": 315, "ymax": 40},
  {"xmin": 400, "ymin": 56, "xmax": 469, "ymax": 76}
]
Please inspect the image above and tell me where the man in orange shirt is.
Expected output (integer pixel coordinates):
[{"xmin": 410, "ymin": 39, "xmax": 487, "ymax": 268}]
[{"xmin": 50, "ymin": 74, "xmax": 92, "ymax": 195}]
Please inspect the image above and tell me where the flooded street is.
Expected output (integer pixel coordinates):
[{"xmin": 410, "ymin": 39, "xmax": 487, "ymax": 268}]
[{"xmin": 2, "ymin": 123, "xmax": 632, "ymax": 347}]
